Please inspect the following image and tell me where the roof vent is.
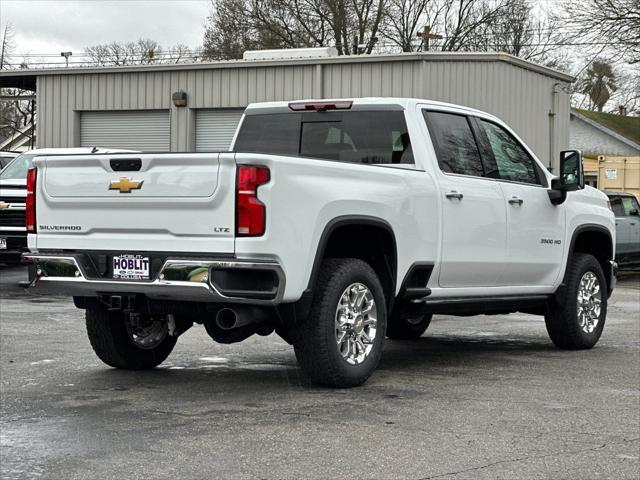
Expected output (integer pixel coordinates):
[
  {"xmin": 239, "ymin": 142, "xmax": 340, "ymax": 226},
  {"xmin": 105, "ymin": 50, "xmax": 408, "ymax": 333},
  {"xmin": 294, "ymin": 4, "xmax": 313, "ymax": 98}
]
[{"xmin": 243, "ymin": 47, "xmax": 338, "ymax": 61}]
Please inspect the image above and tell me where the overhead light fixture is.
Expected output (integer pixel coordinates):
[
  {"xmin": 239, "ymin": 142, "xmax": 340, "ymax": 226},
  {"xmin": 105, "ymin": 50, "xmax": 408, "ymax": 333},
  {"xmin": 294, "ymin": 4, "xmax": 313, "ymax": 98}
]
[
  {"xmin": 60, "ymin": 51, "xmax": 72, "ymax": 68},
  {"xmin": 172, "ymin": 91, "xmax": 188, "ymax": 107}
]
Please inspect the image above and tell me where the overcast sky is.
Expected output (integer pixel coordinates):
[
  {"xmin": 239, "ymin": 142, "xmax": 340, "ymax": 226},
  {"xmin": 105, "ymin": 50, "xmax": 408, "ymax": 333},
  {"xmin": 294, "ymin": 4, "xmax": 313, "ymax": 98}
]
[{"xmin": 0, "ymin": 0, "xmax": 210, "ymax": 65}]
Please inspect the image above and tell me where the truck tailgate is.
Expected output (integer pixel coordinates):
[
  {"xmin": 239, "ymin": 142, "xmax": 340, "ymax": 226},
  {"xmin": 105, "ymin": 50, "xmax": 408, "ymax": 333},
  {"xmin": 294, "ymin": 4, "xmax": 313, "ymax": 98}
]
[{"xmin": 33, "ymin": 153, "xmax": 236, "ymax": 253}]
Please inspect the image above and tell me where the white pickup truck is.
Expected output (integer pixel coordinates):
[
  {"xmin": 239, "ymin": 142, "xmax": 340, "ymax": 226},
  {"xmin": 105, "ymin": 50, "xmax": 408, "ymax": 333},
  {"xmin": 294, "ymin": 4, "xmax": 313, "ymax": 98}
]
[{"xmin": 23, "ymin": 98, "xmax": 616, "ymax": 387}]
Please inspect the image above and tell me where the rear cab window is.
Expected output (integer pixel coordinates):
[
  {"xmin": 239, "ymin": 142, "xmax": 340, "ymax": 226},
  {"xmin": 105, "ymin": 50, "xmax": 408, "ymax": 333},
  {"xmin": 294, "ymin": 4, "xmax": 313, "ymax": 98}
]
[{"xmin": 234, "ymin": 110, "xmax": 414, "ymax": 165}]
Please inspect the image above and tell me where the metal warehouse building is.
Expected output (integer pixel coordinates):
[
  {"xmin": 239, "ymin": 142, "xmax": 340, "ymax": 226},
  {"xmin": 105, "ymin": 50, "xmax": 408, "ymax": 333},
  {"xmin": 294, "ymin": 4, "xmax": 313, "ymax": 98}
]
[{"xmin": 0, "ymin": 52, "xmax": 573, "ymax": 170}]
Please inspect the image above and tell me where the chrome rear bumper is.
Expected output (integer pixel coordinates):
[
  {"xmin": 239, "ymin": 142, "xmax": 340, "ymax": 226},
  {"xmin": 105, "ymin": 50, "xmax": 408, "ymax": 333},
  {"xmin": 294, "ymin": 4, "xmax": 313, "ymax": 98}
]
[{"xmin": 22, "ymin": 253, "xmax": 285, "ymax": 305}]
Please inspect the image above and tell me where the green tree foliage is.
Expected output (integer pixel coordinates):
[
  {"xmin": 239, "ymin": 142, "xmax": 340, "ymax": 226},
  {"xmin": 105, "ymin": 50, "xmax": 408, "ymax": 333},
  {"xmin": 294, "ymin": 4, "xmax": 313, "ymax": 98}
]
[{"xmin": 579, "ymin": 61, "xmax": 618, "ymax": 112}]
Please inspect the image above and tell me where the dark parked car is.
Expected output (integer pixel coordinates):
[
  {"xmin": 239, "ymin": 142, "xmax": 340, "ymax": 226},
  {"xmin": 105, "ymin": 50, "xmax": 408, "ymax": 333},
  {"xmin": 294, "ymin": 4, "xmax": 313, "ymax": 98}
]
[
  {"xmin": 606, "ymin": 191, "xmax": 640, "ymax": 269},
  {"xmin": 0, "ymin": 152, "xmax": 19, "ymax": 171}
]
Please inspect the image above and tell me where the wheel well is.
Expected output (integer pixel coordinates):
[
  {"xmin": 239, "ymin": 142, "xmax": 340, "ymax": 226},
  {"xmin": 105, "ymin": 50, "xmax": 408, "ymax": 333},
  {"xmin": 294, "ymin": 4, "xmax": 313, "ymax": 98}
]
[
  {"xmin": 571, "ymin": 228, "xmax": 613, "ymax": 292},
  {"xmin": 317, "ymin": 222, "xmax": 397, "ymax": 309}
]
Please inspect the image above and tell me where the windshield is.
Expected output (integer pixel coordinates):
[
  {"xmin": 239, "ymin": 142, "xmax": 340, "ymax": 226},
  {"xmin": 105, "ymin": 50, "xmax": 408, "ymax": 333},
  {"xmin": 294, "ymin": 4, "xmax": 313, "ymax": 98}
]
[{"xmin": 0, "ymin": 153, "xmax": 36, "ymax": 180}]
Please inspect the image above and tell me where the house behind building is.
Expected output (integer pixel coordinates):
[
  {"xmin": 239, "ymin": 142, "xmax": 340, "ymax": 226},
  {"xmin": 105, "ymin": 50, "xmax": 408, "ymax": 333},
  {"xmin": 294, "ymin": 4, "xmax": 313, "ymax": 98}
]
[{"xmin": 570, "ymin": 108, "xmax": 640, "ymax": 200}]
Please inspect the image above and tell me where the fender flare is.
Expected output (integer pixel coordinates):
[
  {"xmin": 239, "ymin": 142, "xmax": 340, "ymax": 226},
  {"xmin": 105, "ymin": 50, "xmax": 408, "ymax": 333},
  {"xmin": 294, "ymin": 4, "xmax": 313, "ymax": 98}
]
[
  {"xmin": 559, "ymin": 223, "xmax": 615, "ymax": 298},
  {"xmin": 305, "ymin": 215, "xmax": 398, "ymax": 294},
  {"xmin": 567, "ymin": 224, "xmax": 613, "ymax": 260}
]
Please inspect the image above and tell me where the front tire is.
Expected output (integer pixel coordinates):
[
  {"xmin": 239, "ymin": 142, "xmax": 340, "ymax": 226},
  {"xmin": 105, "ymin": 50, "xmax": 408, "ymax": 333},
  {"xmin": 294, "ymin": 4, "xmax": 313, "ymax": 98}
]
[
  {"xmin": 294, "ymin": 258, "xmax": 387, "ymax": 388},
  {"xmin": 545, "ymin": 253, "xmax": 607, "ymax": 350},
  {"xmin": 86, "ymin": 307, "xmax": 177, "ymax": 369},
  {"xmin": 387, "ymin": 313, "xmax": 432, "ymax": 340}
]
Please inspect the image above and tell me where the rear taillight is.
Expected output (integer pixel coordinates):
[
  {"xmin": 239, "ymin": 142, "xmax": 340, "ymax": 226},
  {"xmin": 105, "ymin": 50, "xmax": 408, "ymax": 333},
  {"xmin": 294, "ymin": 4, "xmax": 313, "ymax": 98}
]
[
  {"xmin": 26, "ymin": 167, "xmax": 37, "ymax": 233},
  {"xmin": 236, "ymin": 166, "xmax": 270, "ymax": 237}
]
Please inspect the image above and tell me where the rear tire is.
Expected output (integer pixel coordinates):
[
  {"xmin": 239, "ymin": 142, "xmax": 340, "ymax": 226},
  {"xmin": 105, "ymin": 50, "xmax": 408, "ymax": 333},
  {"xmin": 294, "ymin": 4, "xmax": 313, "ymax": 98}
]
[
  {"xmin": 387, "ymin": 313, "xmax": 432, "ymax": 340},
  {"xmin": 545, "ymin": 253, "xmax": 607, "ymax": 350},
  {"xmin": 294, "ymin": 258, "xmax": 387, "ymax": 388},
  {"xmin": 86, "ymin": 307, "xmax": 176, "ymax": 369}
]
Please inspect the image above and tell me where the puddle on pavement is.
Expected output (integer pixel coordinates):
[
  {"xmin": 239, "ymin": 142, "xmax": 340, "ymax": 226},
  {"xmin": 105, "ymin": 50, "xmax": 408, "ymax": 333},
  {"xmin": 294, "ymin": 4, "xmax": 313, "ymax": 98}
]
[
  {"xmin": 197, "ymin": 356, "xmax": 230, "ymax": 363},
  {"xmin": 29, "ymin": 359, "xmax": 55, "ymax": 366}
]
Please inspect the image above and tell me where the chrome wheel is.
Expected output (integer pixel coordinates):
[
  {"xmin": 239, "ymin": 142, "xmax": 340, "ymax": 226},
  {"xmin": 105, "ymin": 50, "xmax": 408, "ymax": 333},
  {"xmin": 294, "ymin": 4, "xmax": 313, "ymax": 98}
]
[
  {"xmin": 577, "ymin": 272, "xmax": 601, "ymax": 334},
  {"xmin": 126, "ymin": 315, "xmax": 168, "ymax": 350},
  {"xmin": 335, "ymin": 283, "xmax": 378, "ymax": 365}
]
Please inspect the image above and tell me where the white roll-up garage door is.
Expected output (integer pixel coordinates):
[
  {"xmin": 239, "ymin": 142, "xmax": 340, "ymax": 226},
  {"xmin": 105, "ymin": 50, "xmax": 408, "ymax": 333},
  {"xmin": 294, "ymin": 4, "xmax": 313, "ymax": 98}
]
[
  {"xmin": 195, "ymin": 109, "xmax": 244, "ymax": 151},
  {"xmin": 80, "ymin": 110, "xmax": 170, "ymax": 152}
]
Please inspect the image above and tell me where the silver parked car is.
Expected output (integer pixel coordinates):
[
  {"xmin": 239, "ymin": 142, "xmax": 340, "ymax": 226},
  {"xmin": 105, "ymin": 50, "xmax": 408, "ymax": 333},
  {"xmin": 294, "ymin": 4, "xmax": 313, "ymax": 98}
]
[{"xmin": 607, "ymin": 191, "xmax": 640, "ymax": 269}]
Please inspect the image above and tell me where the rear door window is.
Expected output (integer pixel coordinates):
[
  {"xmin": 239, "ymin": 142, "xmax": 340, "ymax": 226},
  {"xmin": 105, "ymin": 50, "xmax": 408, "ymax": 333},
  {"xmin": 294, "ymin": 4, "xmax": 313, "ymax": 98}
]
[
  {"xmin": 423, "ymin": 111, "xmax": 484, "ymax": 177},
  {"xmin": 234, "ymin": 110, "xmax": 413, "ymax": 165}
]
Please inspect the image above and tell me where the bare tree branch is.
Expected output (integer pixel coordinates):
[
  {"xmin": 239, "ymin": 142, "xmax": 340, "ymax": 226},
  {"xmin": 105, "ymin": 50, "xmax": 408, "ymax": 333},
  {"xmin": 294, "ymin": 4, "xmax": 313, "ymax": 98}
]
[{"xmin": 564, "ymin": 0, "xmax": 640, "ymax": 64}]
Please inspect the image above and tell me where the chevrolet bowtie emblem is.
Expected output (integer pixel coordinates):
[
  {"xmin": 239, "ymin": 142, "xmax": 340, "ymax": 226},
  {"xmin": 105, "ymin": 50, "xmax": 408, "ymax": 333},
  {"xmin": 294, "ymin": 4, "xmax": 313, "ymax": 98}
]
[
  {"xmin": 0, "ymin": 201, "xmax": 8, "ymax": 209},
  {"xmin": 109, "ymin": 177, "xmax": 144, "ymax": 193}
]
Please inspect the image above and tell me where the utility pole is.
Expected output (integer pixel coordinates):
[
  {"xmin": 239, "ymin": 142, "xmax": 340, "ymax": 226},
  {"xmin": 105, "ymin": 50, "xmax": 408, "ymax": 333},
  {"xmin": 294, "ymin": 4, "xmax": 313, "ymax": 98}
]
[{"xmin": 417, "ymin": 26, "xmax": 442, "ymax": 52}]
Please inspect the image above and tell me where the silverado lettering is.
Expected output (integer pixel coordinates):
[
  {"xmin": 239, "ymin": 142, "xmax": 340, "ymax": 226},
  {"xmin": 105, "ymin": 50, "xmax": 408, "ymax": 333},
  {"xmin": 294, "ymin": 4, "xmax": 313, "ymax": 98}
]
[{"xmin": 39, "ymin": 225, "xmax": 82, "ymax": 231}]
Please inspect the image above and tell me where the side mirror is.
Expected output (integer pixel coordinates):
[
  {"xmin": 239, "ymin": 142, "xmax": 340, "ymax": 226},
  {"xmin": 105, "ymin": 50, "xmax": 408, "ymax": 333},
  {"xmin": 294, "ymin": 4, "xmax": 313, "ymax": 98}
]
[
  {"xmin": 559, "ymin": 150, "xmax": 584, "ymax": 191},
  {"xmin": 630, "ymin": 208, "xmax": 639, "ymax": 216},
  {"xmin": 548, "ymin": 150, "xmax": 584, "ymax": 205}
]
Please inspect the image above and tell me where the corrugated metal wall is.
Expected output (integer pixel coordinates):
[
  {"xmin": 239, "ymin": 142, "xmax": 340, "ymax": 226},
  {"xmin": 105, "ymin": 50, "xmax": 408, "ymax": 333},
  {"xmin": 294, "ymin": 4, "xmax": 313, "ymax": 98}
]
[
  {"xmin": 35, "ymin": 56, "xmax": 571, "ymax": 169},
  {"xmin": 195, "ymin": 109, "xmax": 245, "ymax": 151},
  {"xmin": 80, "ymin": 110, "xmax": 170, "ymax": 151}
]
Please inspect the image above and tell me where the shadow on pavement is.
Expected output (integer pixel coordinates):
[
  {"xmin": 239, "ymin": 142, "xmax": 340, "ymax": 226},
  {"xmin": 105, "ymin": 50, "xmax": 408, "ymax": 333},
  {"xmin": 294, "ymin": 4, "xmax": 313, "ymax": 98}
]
[{"xmin": 72, "ymin": 333, "xmax": 561, "ymax": 395}]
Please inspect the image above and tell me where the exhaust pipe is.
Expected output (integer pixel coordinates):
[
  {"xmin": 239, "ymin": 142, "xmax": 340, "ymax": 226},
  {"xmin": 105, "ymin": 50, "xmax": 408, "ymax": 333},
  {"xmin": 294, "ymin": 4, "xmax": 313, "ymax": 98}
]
[
  {"xmin": 205, "ymin": 306, "xmax": 272, "ymax": 344},
  {"xmin": 215, "ymin": 306, "xmax": 269, "ymax": 330}
]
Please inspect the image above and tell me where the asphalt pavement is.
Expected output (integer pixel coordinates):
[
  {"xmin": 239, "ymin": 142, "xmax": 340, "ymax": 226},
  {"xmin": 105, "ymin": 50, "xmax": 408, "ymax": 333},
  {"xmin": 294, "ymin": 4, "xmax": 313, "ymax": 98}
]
[{"xmin": 1, "ymin": 265, "xmax": 639, "ymax": 479}]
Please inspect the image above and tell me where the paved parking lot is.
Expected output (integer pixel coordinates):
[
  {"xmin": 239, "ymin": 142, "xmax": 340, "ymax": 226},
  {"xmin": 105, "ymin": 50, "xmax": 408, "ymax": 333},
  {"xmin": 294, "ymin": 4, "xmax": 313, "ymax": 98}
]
[{"xmin": 0, "ymin": 265, "xmax": 638, "ymax": 479}]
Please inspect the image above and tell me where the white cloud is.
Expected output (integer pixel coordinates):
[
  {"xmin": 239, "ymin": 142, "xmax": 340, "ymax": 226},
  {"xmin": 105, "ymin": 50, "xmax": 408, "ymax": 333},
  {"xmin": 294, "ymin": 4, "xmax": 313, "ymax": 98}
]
[{"xmin": 1, "ymin": 0, "xmax": 210, "ymax": 64}]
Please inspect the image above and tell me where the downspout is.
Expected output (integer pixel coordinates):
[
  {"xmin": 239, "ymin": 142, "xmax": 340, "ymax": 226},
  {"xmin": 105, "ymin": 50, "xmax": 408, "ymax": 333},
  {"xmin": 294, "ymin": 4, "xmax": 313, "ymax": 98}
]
[
  {"xmin": 548, "ymin": 82, "xmax": 560, "ymax": 172},
  {"xmin": 34, "ymin": 77, "xmax": 40, "ymax": 149},
  {"xmin": 315, "ymin": 64, "xmax": 323, "ymax": 99},
  {"xmin": 420, "ymin": 57, "xmax": 427, "ymax": 100}
]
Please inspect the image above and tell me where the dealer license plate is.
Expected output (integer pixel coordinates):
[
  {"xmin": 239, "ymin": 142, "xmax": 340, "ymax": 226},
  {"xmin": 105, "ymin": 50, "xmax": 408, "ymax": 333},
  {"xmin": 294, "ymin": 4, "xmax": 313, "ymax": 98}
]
[
  {"xmin": 112, "ymin": 254, "xmax": 150, "ymax": 280},
  {"xmin": 0, "ymin": 238, "xmax": 6, "ymax": 250}
]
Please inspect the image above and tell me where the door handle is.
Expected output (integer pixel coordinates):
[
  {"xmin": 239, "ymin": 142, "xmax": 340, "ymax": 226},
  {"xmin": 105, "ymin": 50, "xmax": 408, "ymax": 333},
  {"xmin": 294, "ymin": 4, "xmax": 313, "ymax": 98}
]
[
  {"xmin": 445, "ymin": 191, "xmax": 463, "ymax": 200},
  {"xmin": 508, "ymin": 196, "xmax": 524, "ymax": 205}
]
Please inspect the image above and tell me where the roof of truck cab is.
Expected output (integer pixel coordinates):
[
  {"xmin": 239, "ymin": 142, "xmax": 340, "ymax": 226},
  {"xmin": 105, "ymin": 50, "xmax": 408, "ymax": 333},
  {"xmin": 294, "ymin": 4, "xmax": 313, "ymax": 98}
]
[{"xmin": 244, "ymin": 97, "xmax": 499, "ymax": 120}]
